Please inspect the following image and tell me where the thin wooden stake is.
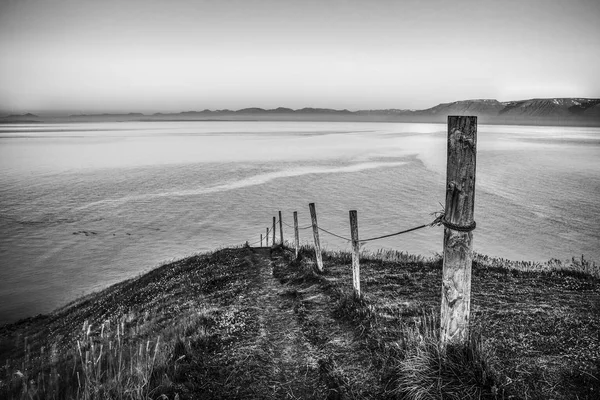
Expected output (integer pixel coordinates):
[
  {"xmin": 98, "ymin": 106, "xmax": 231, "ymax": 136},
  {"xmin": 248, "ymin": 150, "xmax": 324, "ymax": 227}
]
[
  {"xmin": 272, "ymin": 217, "xmax": 276, "ymax": 246},
  {"xmin": 440, "ymin": 115, "xmax": 477, "ymax": 347},
  {"xmin": 293, "ymin": 211, "xmax": 299, "ymax": 258},
  {"xmin": 266, "ymin": 228, "xmax": 269, "ymax": 246},
  {"xmin": 279, "ymin": 211, "xmax": 284, "ymax": 246},
  {"xmin": 309, "ymin": 203, "xmax": 323, "ymax": 272},
  {"xmin": 349, "ymin": 210, "xmax": 360, "ymax": 298}
]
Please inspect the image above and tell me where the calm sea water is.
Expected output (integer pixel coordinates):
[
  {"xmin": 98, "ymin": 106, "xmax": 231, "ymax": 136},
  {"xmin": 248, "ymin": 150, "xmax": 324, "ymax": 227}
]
[{"xmin": 1, "ymin": 121, "xmax": 599, "ymax": 324}]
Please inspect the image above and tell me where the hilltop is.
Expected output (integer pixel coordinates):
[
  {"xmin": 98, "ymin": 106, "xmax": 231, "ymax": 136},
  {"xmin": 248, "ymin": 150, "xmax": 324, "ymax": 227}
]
[
  {"xmin": 2, "ymin": 98, "xmax": 600, "ymax": 126},
  {"xmin": 0, "ymin": 245, "xmax": 598, "ymax": 399}
]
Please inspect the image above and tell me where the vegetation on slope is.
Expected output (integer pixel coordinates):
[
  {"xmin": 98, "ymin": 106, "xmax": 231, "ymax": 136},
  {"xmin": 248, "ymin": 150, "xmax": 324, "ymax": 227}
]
[{"xmin": 0, "ymin": 245, "xmax": 598, "ymax": 399}]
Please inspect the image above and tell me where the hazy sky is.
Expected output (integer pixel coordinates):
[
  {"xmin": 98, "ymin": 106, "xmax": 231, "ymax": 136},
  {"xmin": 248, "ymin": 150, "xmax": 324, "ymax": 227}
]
[{"xmin": 1, "ymin": 0, "xmax": 599, "ymax": 114}]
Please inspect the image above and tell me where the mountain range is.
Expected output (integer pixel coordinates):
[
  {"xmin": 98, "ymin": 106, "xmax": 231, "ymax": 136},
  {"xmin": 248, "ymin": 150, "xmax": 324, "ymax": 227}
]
[{"xmin": 2, "ymin": 98, "xmax": 600, "ymax": 126}]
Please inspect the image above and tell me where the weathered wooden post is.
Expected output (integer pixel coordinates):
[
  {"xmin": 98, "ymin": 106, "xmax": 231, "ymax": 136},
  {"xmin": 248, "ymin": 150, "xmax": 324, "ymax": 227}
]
[
  {"xmin": 272, "ymin": 217, "xmax": 276, "ymax": 246},
  {"xmin": 349, "ymin": 210, "xmax": 361, "ymax": 298},
  {"xmin": 260, "ymin": 234, "xmax": 263, "ymax": 247},
  {"xmin": 266, "ymin": 228, "xmax": 269, "ymax": 246},
  {"xmin": 278, "ymin": 211, "xmax": 284, "ymax": 246},
  {"xmin": 308, "ymin": 203, "xmax": 324, "ymax": 272},
  {"xmin": 293, "ymin": 211, "xmax": 300, "ymax": 258},
  {"xmin": 440, "ymin": 115, "xmax": 477, "ymax": 347}
]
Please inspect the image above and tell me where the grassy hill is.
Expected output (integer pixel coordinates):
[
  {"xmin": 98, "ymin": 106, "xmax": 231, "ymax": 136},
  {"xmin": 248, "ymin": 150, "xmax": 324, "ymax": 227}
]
[{"xmin": 0, "ymin": 245, "xmax": 598, "ymax": 399}]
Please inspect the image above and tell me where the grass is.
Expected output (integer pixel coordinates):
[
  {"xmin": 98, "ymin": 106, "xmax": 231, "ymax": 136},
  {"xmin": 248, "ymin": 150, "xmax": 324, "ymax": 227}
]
[
  {"xmin": 0, "ymin": 247, "xmax": 262, "ymax": 399},
  {"xmin": 394, "ymin": 315, "xmax": 498, "ymax": 400},
  {"xmin": 272, "ymin": 244, "xmax": 599, "ymax": 399},
  {"xmin": 0, "ymin": 244, "xmax": 598, "ymax": 399}
]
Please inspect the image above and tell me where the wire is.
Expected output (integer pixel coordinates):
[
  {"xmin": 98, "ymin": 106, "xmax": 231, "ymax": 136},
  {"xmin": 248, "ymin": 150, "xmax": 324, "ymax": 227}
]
[
  {"xmin": 317, "ymin": 226, "xmax": 352, "ymax": 242},
  {"xmin": 281, "ymin": 219, "xmax": 312, "ymax": 230},
  {"xmin": 261, "ymin": 208, "xmax": 452, "ymax": 247},
  {"xmin": 359, "ymin": 224, "xmax": 429, "ymax": 243}
]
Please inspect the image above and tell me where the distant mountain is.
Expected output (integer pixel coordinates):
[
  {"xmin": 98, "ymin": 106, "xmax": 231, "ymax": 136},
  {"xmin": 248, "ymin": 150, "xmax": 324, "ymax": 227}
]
[
  {"xmin": 67, "ymin": 112, "xmax": 145, "ymax": 121},
  {"xmin": 408, "ymin": 98, "xmax": 600, "ymax": 125},
  {"xmin": 499, "ymin": 98, "xmax": 600, "ymax": 118},
  {"xmin": 154, "ymin": 98, "xmax": 600, "ymax": 125},
  {"xmin": 416, "ymin": 99, "xmax": 505, "ymax": 116},
  {"xmin": 4, "ymin": 98, "xmax": 600, "ymax": 126},
  {"xmin": 7, "ymin": 113, "xmax": 39, "ymax": 118},
  {"xmin": 0, "ymin": 113, "xmax": 41, "ymax": 122},
  {"xmin": 356, "ymin": 109, "xmax": 415, "ymax": 115}
]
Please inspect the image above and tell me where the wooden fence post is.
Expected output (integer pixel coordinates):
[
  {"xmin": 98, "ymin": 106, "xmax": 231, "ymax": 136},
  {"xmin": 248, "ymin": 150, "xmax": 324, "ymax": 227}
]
[
  {"xmin": 349, "ymin": 210, "xmax": 361, "ymax": 298},
  {"xmin": 272, "ymin": 217, "xmax": 276, "ymax": 246},
  {"xmin": 293, "ymin": 211, "xmax": 300, "ymax": 258},
  {"xmin": 440, "ymin": 115, "xmax": 477, "ymax": 347},
  {"xmin": 266, "ymin": 228, "xmax": 269, "ymax": 247},
  {"xmin": 279, "ymin": 211, "xmax": 284, "ymax": 246},
  {"xmin": 308, "ymin": 203, "xmax": 323, "ymax": 272},
  {"xmin": 260, "ymin": 234, "xmax": 263, "ymax": 247}
]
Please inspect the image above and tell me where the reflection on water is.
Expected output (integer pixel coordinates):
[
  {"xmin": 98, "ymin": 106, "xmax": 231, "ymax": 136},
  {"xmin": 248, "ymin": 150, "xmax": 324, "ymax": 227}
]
[{"xmin": 0, "ymin": 121, "xmax": 599, "ymax": 324}]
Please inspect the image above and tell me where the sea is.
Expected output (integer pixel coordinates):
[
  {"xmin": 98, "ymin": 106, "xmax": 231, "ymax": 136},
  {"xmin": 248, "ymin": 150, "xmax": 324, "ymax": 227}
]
[{"xmin": 1, "ymin": 121, "xmax": 599, "ymax": 324}]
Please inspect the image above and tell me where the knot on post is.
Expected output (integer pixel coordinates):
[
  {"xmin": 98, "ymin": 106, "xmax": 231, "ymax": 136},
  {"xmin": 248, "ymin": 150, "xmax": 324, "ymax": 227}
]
[{"xmin": 442, "ymin": 219, "xmax": 476, "ymax": 232}]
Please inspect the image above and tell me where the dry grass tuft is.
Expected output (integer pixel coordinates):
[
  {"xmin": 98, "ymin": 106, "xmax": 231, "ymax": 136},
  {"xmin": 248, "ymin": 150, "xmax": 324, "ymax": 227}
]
[
  {"xmin": 394, "ymin": 313, "xmax": 498, "ymax": 400},
  {"xmin": 2, "ymin": 318, "xmax": 169, "ymax": 400}
]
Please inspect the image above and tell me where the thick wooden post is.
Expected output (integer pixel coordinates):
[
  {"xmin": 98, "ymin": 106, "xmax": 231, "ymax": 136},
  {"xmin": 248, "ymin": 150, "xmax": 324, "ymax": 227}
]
[
  {"xmin": 272, "ymin": 217, "xmax": 276, "ymax": 246},
  {"xmin": 440, "ymin": 116, "xmax": 477, "ymax": 347},
  {"xmin": 260, "ymin": 234, "xmax": 263, "ymax": 247},
  {"xmin": 293, "ymin": 211, "xmax": 300, "ymax": 258},
  {"xmin": 266, "ymin": 228, "xmax": 269, "ymax": 246},
  {"xmin": 279, "ymin": 211, "xmax": 284, "ymax": 245},
  {"xmin": 349, "ymin": 210, "xmax": 360, "ymax": 298},
  {"xmin": 308, "ymin": 203, "xmax": 323, "ymax": 272}
]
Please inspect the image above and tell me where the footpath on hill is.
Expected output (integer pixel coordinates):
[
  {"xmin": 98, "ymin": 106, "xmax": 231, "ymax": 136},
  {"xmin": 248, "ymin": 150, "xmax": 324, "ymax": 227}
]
[
  {"xmin": 206, "ymin": 247, "xmax": 330, "ymax": 398},
  {"xmin": 177, "ymin": 246, "xmax": 599, "ymax": 400},
  {"xmin": 181, "ymin": 247, "xmax": 385, "ymax": 399},
  {"xmin": 1, "ymin": 245, "xmax": 598, "ymax": 400}
]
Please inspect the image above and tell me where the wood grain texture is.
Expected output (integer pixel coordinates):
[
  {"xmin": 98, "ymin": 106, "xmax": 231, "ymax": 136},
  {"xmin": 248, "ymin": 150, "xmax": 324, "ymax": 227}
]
[
  {"xmin": 278, "ymin": 211, "xmax": 283, "ymax": 245},
  {"xmin": 293, "ymin": 211, "xmax": 299, "ymax": 258},
  {"xmin": 440, "ymin": 116, "xmax": 477, "ymax": 346},
  {"xmin": 349, "ymin": 210, "xmax": 361, "ymax": 298},
  {"xmin": 309, "ymin": 203, "xmax": 323, "ymax": 272}
]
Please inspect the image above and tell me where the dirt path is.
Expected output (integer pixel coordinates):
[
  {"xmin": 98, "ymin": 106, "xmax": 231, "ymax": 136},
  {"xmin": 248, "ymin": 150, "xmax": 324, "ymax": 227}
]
[
  {"xmin": 221, "ymin": 247, "xmax": 383, "ymax": 399},
  {"xmin": 266, "ymin": 248, "xmax": 386, "ymax": 399},
  {"xmin": 215, "ymin": 248, "xmax": 329, "ymax": 399}
]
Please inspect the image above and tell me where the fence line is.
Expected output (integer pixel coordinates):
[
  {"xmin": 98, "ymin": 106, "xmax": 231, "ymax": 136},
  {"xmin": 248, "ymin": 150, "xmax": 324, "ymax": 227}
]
[
  {"xmin": 244, "ymin": 116, "xmax": 477, "ymax": 347},
  {"xmin": 248, "ymin": 212, "xmax": 442, "ymax": 248}
]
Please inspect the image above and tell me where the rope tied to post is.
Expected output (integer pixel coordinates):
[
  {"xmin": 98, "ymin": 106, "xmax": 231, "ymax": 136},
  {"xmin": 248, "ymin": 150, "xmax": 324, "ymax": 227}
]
[
  {"xmin": 313, "ymin": 209, "xmax": 476, "ymax": 244},
  {"xmin": 430, "ymin": 208, "xmax": 477, "ymax": 232},
  {"xmin": 262, "ymin": 205, "xmax": 476, "ymax": 247},
  {"xmin": 441, "ymin": 219, "xmax": 476, "ymax": 232}
]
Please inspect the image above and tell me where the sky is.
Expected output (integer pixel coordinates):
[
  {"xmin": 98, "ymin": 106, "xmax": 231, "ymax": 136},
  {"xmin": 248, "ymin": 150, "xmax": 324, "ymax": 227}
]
[{"xmin": 0, "ymin": 0, "xmax": 599, "ymax": 114}]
